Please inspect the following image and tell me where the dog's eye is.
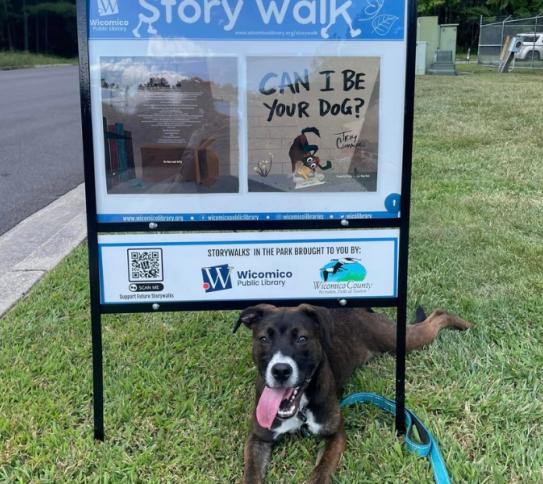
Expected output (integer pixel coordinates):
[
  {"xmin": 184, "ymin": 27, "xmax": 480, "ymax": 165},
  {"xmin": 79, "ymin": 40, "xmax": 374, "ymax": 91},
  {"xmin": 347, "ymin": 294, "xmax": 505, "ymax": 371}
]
[
  {"xmin": 297, "ymin": 336, "xmax": 308, "ymax": 344},
  {"xmin": 259, "ymin": 336, "xmax": 270, "ymax": 344}
]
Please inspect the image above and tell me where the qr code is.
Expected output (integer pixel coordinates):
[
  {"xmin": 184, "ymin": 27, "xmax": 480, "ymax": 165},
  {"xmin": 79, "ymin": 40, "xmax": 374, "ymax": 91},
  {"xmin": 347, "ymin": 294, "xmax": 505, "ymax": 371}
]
[{"xmin": 127, "ymin": 249, "xmax": 163, "ymax": 282}]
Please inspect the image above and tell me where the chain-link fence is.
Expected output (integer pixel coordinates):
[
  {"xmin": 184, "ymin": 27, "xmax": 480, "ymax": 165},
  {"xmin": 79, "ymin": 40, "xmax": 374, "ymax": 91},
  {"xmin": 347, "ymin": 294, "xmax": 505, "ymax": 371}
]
[{"xmin": 478, "ymin": 15, "xmax": 543, "ymax": 68}]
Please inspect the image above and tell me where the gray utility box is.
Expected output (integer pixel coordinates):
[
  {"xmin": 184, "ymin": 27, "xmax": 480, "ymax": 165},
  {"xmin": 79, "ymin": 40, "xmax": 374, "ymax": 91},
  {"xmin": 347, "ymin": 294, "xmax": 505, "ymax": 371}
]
[
  {"xmin": 417, "ymin": 18, "xmax": 458, "ymax": 75},
  {"xmin": 428, "ymin": 50, "xmax": 456, "ymax": 75}
]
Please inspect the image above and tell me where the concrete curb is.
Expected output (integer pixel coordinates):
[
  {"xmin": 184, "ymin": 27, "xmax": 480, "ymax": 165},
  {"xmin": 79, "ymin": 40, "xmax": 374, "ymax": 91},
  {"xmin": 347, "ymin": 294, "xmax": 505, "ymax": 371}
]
[{"xmin": 0, "ymin": 184, "xmax": 87, "ymax": 318}]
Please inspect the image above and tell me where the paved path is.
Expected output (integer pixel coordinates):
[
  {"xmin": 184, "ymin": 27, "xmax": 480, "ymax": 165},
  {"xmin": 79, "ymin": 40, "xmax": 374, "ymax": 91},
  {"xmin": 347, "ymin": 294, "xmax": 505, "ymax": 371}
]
[{"xmin": 0, "ymin": 65, "xmax": 84, "ymax": 236}]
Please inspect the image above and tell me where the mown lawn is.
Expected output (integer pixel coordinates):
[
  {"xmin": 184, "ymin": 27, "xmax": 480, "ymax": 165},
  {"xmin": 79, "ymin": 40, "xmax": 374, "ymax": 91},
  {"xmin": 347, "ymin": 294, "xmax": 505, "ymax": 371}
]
[
  {"xmin": 1, "ymin": 69, "xmax": 542, "ymax": 483},
  {"xmin": 0, "ymin": 51, "xmax": 76, "ymax": 70}
]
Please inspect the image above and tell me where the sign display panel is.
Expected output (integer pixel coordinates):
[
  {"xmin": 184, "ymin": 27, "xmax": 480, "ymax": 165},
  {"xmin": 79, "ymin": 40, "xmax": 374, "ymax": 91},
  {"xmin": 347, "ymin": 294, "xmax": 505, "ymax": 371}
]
[
  {"xmin": 87, "ymin": 1, "xmax": 408, "ymax": 223},
  {"xmin": 99, "ymin": 229, "xmax": 399, "ymax": 304},
  {"xmin": 78, "ymin": 0, "xmax": 416, "ymax": 441}
]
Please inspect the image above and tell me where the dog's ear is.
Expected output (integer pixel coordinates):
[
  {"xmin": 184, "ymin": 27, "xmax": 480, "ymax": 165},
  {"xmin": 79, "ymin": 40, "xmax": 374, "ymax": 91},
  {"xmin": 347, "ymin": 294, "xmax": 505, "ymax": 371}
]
[
  {"xmin": 233, "ymin": 304, "xmax": 277, "ymax": 334},
  {"xmin": 298, "ymin": 304, "xmax": 333, "ymax": 349}
]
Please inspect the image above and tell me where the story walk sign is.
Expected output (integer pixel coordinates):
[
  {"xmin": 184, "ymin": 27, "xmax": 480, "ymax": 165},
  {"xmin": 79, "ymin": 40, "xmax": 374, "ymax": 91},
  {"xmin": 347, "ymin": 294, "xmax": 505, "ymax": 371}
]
[{"xmin": 76, "ymin": 0, "xmax": 417, "ymax": 441}]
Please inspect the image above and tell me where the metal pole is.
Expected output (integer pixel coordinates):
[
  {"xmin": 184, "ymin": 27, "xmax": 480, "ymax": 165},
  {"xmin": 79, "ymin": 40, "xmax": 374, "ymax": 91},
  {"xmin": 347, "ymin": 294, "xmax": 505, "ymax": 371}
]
[
  {"xmin": 533, "ymin": 16, "xmax": 538, "ymax": 68},
  {"xmin": 76, "ymin": 0, "xmax": 105, "ymax": 441},
  {"xmin": 91, "ymin": 307, "xmax": 104, "ymax": 440},
  {"xmin": 478, "ymin": 15, "xmax": 483, "ymax": 64},
  {"xmin": 395, "ymin": 0, "xmax": 418, "ymax": 436},
  {"xmin": 501, "ymin": 18, "xmax": 506, "ymax": 63},
  {"xmin": 395, "ymin": 304, "xmax": 407, "ymax": 434}
]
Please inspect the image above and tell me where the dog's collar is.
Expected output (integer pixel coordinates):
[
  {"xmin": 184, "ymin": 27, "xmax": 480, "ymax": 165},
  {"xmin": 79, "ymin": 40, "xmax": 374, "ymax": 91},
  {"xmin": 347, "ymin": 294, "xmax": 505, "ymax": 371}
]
[
  {"xmin": 296, "ymin": 373, "xmax": 314, "ymax": 423},
  {"xmin": 296, "ymin": 361, "xmax": 324, "ymax": 426}
]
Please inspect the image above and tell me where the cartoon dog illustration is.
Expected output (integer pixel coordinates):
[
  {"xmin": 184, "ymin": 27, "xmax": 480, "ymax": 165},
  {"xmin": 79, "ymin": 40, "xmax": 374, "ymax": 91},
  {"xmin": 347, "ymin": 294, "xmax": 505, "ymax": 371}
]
[{"xmin": 288, "ymin": 127, "xmax": 332, "ymax": 181}]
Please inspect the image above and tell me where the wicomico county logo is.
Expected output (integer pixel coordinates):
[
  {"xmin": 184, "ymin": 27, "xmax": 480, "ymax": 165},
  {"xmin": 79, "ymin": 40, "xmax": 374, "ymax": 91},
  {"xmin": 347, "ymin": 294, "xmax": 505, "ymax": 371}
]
[
  {"xmin": 202, "ymin": 264, "xmax": 233, "ymax": 293},
  {"xmin": 320, "ymin": 258, "xmax": 367, "ymax": 282}
]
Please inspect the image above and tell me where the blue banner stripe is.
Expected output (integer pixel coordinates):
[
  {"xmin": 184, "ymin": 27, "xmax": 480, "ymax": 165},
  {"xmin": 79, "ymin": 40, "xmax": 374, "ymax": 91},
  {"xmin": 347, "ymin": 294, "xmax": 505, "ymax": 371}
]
[
  {"xmin": 97, "ymin": 211, "xmax": 400, "ymax": 223},
  {"xmin": 88, "ymin": 0, "xmax": 405, "ymax": 41}
]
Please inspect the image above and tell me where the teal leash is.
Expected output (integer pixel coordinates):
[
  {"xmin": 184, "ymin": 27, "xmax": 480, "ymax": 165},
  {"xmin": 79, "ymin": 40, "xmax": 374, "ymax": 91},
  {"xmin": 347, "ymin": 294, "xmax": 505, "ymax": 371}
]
[{"xmin": 341, "ymin": 392, "xmax": 451, "ymax": 484}]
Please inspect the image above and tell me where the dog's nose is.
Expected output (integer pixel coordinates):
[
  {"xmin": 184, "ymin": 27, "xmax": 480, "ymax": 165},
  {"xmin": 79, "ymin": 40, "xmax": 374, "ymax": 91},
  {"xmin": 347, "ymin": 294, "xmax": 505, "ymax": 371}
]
[{"xmin": 271, "ymin": 363, "xmax": 293, "ymax": 383}]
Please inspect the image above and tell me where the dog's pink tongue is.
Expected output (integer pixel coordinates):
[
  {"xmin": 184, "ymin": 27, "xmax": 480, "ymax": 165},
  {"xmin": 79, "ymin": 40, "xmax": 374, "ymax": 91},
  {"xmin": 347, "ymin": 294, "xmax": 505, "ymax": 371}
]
[{"xmin": 256, "ymin": 387, "xmax": 290, "ymax": 430}]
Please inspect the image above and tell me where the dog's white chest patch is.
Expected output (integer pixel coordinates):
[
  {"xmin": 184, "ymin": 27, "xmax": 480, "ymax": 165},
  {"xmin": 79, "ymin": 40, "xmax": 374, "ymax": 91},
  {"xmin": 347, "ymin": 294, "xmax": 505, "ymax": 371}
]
[
  {"xmin": 304, "ymin": 409, "xmax": 323, "ymax": 435},
  {"xmin": 273, "ymin": 413, "xmax": 304, "ymax": 439},
  {"xmin": 272, "ymin": 395, "xmax": 323, "ymax": 439}
]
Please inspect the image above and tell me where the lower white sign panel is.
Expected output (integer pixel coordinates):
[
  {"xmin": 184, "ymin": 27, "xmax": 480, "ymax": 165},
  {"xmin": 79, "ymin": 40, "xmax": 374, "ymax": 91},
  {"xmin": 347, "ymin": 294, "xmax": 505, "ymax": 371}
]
[{"xmin": 98, "ymin": 230, "xmax": 399, "ymax": 304}]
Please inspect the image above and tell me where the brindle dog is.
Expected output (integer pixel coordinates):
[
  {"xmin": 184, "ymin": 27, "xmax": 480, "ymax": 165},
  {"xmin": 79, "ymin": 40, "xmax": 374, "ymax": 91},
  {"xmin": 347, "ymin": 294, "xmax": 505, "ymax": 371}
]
[{"xmin": 233, "ymin": 304, "xmax": 471, "ymax": 484}]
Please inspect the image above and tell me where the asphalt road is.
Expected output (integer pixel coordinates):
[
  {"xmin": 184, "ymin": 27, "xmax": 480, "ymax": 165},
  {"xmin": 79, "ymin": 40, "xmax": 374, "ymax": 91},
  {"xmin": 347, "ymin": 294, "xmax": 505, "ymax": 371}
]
[{"xmin": 0, "ymin": 66, "xmax": 84, "ymax": 235}]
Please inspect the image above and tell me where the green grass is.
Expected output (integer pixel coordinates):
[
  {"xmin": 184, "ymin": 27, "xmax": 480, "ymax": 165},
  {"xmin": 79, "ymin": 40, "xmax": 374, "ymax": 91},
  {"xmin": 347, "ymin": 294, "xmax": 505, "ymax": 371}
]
[
  {"xmin": 0, "ymin": 51, "xmax": 77, "ymax": 70},
  {"xmin": 1, "ymin": 69, "xmax": 543, "ymax": 482}
]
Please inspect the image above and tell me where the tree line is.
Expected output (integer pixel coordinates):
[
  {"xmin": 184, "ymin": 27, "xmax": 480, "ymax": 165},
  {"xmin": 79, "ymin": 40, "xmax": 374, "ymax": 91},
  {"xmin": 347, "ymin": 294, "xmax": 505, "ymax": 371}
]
[
  {"xmin": 0, "ymin": 0, "xmax": 77, "ymax": 57},
  {"xmin": 1, "ymin": 1, "xmax": 542, "ymax": 56}
]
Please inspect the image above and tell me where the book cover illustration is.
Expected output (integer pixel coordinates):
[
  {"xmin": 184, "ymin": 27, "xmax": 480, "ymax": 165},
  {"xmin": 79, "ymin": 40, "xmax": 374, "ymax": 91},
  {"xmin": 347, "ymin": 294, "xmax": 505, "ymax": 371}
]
[
  {"xmin": 247, "ymin": 56, "xmax": 380, "ymax": 193},
  {"xmin": 100, "ymin": 56, "xmax": 239, "ymax": 194}
]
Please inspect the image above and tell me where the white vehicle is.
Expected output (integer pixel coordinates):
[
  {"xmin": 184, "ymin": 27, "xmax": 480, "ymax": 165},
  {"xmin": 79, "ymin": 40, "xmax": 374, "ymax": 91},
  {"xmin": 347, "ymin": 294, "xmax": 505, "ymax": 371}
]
[{"xmin": 515, "ymin": 32, "xmax": 543, "ymax": 61}]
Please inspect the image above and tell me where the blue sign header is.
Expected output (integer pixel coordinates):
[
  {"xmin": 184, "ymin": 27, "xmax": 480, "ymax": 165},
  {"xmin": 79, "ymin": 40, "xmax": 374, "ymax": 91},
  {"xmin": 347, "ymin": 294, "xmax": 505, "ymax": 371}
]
[{"xmin": 89, "ymin": 0, "xmax": 405, "ymax": 41}]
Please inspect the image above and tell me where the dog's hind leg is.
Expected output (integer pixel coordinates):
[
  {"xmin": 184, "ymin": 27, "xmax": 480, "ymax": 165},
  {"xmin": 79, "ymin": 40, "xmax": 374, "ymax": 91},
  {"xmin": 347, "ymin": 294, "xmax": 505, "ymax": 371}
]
[
  {"xmin": 359, "ymin": 309, "xmax": 471, "ymax": 355},
  {"xmin": 243, "ymin": 434, "xmax": 271, "ymax": 484},
  {"xmin": 405, "ymin": 310, "xmax": 472, "ymax": 352}
]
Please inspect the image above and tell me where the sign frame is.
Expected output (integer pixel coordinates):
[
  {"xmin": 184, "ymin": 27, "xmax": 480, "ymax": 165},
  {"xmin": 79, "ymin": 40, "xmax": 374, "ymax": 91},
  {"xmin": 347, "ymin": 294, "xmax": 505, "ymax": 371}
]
[{"xmin": 76, "ymin": 0, "xmax": 417, "ymax": 443}]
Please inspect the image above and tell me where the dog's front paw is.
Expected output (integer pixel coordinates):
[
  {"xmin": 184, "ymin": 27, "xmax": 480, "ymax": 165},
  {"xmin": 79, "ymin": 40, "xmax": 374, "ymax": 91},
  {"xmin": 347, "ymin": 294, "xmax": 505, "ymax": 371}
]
[{"xmin": 308, "ymin": 472, "xmax": 332, "ymax": 484}]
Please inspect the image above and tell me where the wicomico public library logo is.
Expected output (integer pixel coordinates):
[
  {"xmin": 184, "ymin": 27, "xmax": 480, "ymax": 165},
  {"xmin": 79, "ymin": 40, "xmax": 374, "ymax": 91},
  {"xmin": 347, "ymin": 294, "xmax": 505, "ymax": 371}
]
[
  {"xmin": 97, "ymin": 0, "xmax": 119, "ymax": 17},
  {"xmin": 202, "ymin": 264, "xmax": 233, "ymax": 293}
]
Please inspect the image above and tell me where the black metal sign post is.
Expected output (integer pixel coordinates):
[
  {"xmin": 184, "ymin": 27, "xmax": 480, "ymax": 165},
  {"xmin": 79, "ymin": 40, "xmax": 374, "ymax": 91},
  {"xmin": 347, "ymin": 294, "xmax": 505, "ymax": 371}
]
[
  {"xmin": 76, "ymin": 0, "xmax": 417, "ymax": 441},
  {"xmin": 395, "ymin": 0, "xmax": 418, "ymax": 435},
  {"xmin": 76, "ymin": 0, "xmax": 104, "ymax": 441}
]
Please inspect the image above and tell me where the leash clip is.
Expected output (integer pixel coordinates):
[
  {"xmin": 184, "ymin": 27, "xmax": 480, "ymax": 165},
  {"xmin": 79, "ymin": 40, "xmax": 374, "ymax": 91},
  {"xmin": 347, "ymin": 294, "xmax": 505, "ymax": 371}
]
[{"xmin": 297, "ymin": 406, "xmax": 308, "ymax": 423}]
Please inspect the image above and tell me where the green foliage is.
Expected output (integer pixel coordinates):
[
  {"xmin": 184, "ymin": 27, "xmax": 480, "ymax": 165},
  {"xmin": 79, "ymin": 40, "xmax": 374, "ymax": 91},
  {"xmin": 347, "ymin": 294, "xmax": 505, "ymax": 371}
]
[
  {"xmin": 0, "ymin": 0, "xmax": 77, "ymax": 56},
  {"xmin": 0, "ymin": 49, "xmax": 76, "ymax": 68},
  {"xmin": 418, "ymin": 0, "xmax": 543, "ymax": 47},
  {"xmin": 25, "ymin": 1, "xmax": 76, "ymax": 17},
  {"xmin": 419, "ymin": 0, "xmax": 543, "ymax": 16},
  {"xmin": 486, "ymin": 0, "xmax": 543, "ymax": 16}
]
